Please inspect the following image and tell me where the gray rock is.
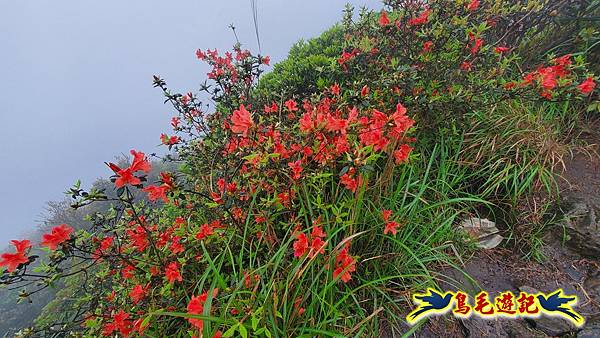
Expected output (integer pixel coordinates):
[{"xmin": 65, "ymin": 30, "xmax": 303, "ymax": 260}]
[
  {"xmin": 518, "ymin": 286, "xmax": 575, "ymax": 336},
  {"xmin": 561, "ymin": 200, "xmax": 600, "ymax": 257},
  {"xmin": 578, "ymin": 316, "xmax": 600, "ymax": 338}
]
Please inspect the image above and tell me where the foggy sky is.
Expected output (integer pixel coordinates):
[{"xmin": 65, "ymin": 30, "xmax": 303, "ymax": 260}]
[{"xmin": 0, "ymin": 0, "xmax": 381, "ymax": 244}]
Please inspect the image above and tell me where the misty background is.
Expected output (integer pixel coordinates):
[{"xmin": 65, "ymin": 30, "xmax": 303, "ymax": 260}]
[{"xmin": 0, "ymin": 0, "xmax": 380, "ymax": 245}]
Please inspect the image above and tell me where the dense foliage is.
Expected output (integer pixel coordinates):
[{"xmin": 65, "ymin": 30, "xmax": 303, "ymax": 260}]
[{"xmin": 1, "ymin": 1, "xmax": 597, "ymax": 337}]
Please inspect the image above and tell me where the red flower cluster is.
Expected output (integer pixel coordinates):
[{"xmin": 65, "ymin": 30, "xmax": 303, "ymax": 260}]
[
  {"xmin": 126, "ymin": 225, "xmax": 149, "ymax": 252},
  {"xmin": 510, "ymin": 55, "xmax": 596, "ymax": 99},
  {"xmin": 382, "ymin": 209, "xmax": 401, "ymax": 235},
  {"xmin": 333, "ymin": 243, "xmax": 356, "ymax": 283},
  {"xmin": 467, "ymin": 0, "xmax": 479, "ymax": 11},
  {"xmin": 408, "ymin": 7, "xmax": 430, "ymax": 26},
  {"xmin": 41, "ymin": 224, "xmax": 74, "ymax": 250},
  {"xmin": 160, "ymin": 133, "xmax": 181, "ymax": 146},
  {"xmin": 129, "ymin": 284, "xmax": 149, "ymax": 304},
  {"xmin": 230, "ymin": 104, "xmax": 254, "ymax": 137},
  {"xmin": 142, "ymin": 172, "xmax": 175, "ymax": 203},
  {"xmin": 578, "ymin": 77, "xmax": 596, "ymax": 95},
  {"xmin": 467, "ymin": 32, "xmax": 484, "ymax": 55},
  {"xmin": 187, "ymin": 289, "xmax": 218, "ymax": 331},
  {"xmin": 107, "ymin": 150, "xmax": 152, "ymax": 188},
  {"xmin": 494, "ymin": 46, "xmax": 509, "ymax": 54},
  {"xmin": 422, "ymin": 41, "xmax": 434, "ymax": 53},
  {"xmin": 337, "ymin": 48, "xmax": 360, "ymax": 68},
  {"xmin": 379, "ymin": 11, "xmax": 390, "ymax": 26},
  {"xmin": 195, "ymin": 220, "xmax": 222, "ymax": 240},
  {"xmin": 165, "ymin": 262, "xmax": 182, "ymax": 283},
  {"xmin": 293, "ymin": 225, "xmax": 327, "ymax": 258},
  {"xmin": 102, "ymin": 310, "xmax": 132, "ymax": 337},
  {"xmin": 340, "ymin": 167, "xmax": 362, "ymax": 193},
  {"xmin": 0, "ymin": 240, "xmax": 31, "ymax": 272}
]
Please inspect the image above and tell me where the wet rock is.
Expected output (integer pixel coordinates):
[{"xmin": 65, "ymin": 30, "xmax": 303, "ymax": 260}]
[
  {"xmin": 561, "ymin": 200, "xmax": 600, "ymax": 257},
  {"xmin": 460, "ymin": 317, "xmax": 545, "ymax": 338},
  {"xmin": 578, "ymin": 316, "xmax": 600, "ymax": 338},
  {"xmin": 518, "ymin": 286, "xmax": 575, "ymax": 336},
  {"xmin": 584, "ymin": 266, "xmax": 600, "ymax": 301}
]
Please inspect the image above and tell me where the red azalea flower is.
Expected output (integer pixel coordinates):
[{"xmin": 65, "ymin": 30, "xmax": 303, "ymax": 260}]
[
  {"xmin": 171, "ymin": 116, "xmax": 180, "ymax": 129},
  {"xmin": 10, "ymin": 239, "xmax": 31, "ymax": 253},
  {"xmin": 382, "ymin": 209, "xmax": 393, "ymax": 223},
  {"xmin": 284, "ymin": 99, "xmax": 298, "ymax": 111},
  {"xmin": 102, "ymin": 310, "xmax": 132, "ymax": 337},
  {"xmin": 340, "ymin": 173, "xmax": 358, "ymax": 192},
  {"xmin": 408, "ymin": 8, "xmax": 430, "ymax": 26},
  {"xmin": 330, "ymin": 83, "xmax": 340, "ymax": 96},
  {"xmin": 122, "ymin": 265, "xmax": 135, "ymax": 279},
  {"xmin": 41, "ymin": 224, "xmax": 73, "ymax": 250},
  {"xmin": 494, "ymin": 46, "xmax": 509, "ymax": 54},
  {"xmin": 277, "ymin": 191, "xmax": 292, "ymax": 207},
  {"xmin": 503, "ymin": 81, "xmax": 517, "ymax": 90},
  {"xmin": 160, "ymin": 172, "xmax": 175, "ymax": 190},
  {"xmin": 394, "ymin": 144, "xmax": 413, "ymax": 164},
  {"xmin": 333, "ymin": 243, "xmax": 356, "ymax": 283},
  {"xmin": 99, "ymin": 237, "xmax": 114, "ymax": 251},
  {"xmin": 0, "ymin": 251, "xmax": 29, "ymax": 272},
  {"xmin": 127, "ymin": 226, "xmax": 149, "ymax": 252},
  {"xmin": 187, "ymin": 289, "xmax": 218, "ymax": 330},
  {"xmin": 160, "ymin": 133, "xmax": 181, "ymax": 146},
  {"xmin": 469, "ymin": 37, "xmax": 484, "ymax": 55},
  {"xmin": 578, "ymin": 77, "xmax": 596, "ymax": 95},
  {"xmin": 467, "ymin": 0, "xmax": 479, "ymax": 11},
  {"xmin": 311, "ymin": 225, "xmax": 326, "ymax": 239},
  {"xmin": 288, "ymin": 159, "xmax": 303, "ymax": 180},
  {"xmin": 293, "ymin": 233, "xmax": 309, "ymax": 257},
  {"xmin": 460, "ymin": 61, "xmax": 472, "ymax": 71},
  {"xmin": 540, "ymin": 90, "xmax": 553, "ymax": 100},
  {"xmin": 294, "ymin": 297, "xmax": 306, "ymax": 316},
  {"xmin": 129, "ymin": 284, "xmax": 148, "ymax": 304},
  {"xmin": 195, "ymin": 222, "xmax": 215, "ymax": 240},
  {"xmin": 170, "ymin": 236, "xmax": 185, "ymax": 254},
  {"xmin": 133, "ymin": 317, "xmax": 149, "ymax": 336},
  {"xmin": 555, "ymin": 54, "xmax": 572, "ymax": 68},
  {"xmin": 379, "ymin": 11, "xmax": 390, "ymax": 26},
  {"xmin": 143, "ymin": 185, "xmax": 169, "ymax": 203},
  {"xmin": 113, "ymin": 167, "xmax": 141, "ymax": 188},
  {"xmin": 165, "ymin": 262, "xmax": 182, "ymax": 283},
  {"xmin": 391, "ymin": 106, "xmax": 414, "ymax": 137},
  {"xmin": 107, "ymin": 150, "xmax": 151, "ymax": 188},
  {"xmin": 384, "ymin": 220, "xmax": 400, "ymax": 235},
  {"xmin": 196, "ymin": 49, "xmax": 206, "ymax": 60},
  {"xmin": 129, "ymin": 150, "xmax": 151, "ymax": 173},
  {"xmin": 422, "ymin": 41, "xmax": 433, "ymax": 53},
  {"xmin": 264, "ymin": 102, "xmax": 278, "ymax": 113},
  {"xmin": 309, "ymin": 237, "xmax": 326, "ymax": 257},
  {"xmin": 230, "ymin": 104, "xmax": 253, "ymax": 137}
]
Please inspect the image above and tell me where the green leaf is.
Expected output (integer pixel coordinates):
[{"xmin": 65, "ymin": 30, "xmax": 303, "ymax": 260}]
[
  {"xmin": 222, "ymin": 324, "xmax": 238, "ymax": 337},
  {"xmin": 238, "ymin": 323, "xmax": 248, "ymax": 338},
  {"xmin": 251, "ymin": 316, "xmax": 259, "ymax": 331}
]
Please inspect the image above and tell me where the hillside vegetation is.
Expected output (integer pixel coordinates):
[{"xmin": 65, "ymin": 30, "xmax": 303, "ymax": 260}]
[{"xmin": 1, "ymin": 0, "xmax": 598, "ymax": 337}]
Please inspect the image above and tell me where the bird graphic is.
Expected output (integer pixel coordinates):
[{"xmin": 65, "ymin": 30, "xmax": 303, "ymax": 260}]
[
  {"xmin": 536, "ymin": 289, "xmax": 584, "ymax": 326},
  {"xmin": 407, "ymin": 289, "xmax": 454, "ymax": 324}
]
